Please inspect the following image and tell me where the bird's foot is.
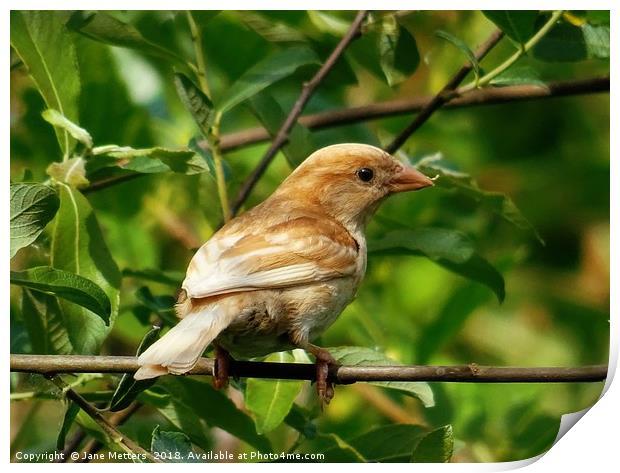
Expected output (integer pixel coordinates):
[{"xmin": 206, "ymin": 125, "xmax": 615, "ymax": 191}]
[
  {"xmin": 313, "ymin": 348, "xmax": 337, "ymax": 409},
  {"xmin": 213, "ymin": 346, "xmax": 232, "ymax": 390}
]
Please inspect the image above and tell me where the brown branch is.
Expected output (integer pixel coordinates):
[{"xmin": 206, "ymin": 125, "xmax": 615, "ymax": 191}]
[
  {"xmin": 230, "ymin": 10, "xmax": 369, "ymax": 216},
  {"xmin": 385, "ymin": 28, "xmax": 505, "ymax": 154},
  {"xmin": 12, "ymin": 355, "xmax": 607, "ymax": 384},
  {"xmin": 219, "ymin": 76, "xmax": 610, "ymax": 151},
  {"xmin": 48, "ymin": 376, "xmax": 160, "ymax": 463},
  {"xmin": 82, "ymin": 76, "xmax": 609, "ymax": 195}
]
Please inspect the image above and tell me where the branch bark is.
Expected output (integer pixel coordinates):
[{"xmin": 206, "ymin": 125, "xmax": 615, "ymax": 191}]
[
  {"xmin": 218, "ymin": 76, "xmax": 610, "ymax": 151},
  {"xmin": 12, "ymin": 355, "xmax": 607, "ymax": 384},
  {"xmin": 229, "ymin": 10, "xmax": 369, "ymax": 216}
]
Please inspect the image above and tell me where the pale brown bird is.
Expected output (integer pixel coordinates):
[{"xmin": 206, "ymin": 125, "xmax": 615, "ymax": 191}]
[{"xmin": 134, "ymin": 143, "xmax": 433, "ymax": 403}]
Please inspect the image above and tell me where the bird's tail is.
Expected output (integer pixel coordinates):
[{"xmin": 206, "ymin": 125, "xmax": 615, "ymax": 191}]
[{"xmin": 134, "ymin": 300, "xmax": 232, "ymax": 380}]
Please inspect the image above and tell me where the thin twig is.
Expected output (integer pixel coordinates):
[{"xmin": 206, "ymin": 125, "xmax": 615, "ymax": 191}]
[
  {"xmin": 230, "ymin": 10, "xmax": 369, "ymax": 216},
  {"xmin": 48, "ymin": 376, "xmax": 160, "ymax": 463},
  {"xmin": 12, "ymin": 355, "xmax": 607, "ymax": 384},
  {"xmin": 82, "ymin": 76, "xmax": 609, "ymax": 195},
  {"xmin": 74, "ymin": 403, "xmax": 143, "ymax": 463},
  {"xmin": 385, "ymin": 28, "xmax": 505, "ymax": 154}
]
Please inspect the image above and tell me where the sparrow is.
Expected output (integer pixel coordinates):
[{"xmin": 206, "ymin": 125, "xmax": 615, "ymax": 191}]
[{"xmin": 134, "ymin": 143, "xmax": 434, "ymax": 404}]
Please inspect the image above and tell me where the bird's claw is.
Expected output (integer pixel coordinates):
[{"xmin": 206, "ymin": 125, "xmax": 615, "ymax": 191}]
[{"xmin": 314, "ymin": 349, "xmax": 337, "ymax": 409}]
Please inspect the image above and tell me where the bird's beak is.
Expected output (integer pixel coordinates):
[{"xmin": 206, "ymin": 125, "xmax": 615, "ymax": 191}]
[{"xmin": 388, "ymin": 165, "xmax": 435, "ymax": 193}]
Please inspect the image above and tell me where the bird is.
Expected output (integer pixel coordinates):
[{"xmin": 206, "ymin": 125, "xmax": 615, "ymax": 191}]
[{"xmin": 134, "ymin": 143, "xmax": 434, "ymax": 404}]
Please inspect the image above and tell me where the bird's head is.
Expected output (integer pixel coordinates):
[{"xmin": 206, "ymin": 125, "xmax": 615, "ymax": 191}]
[{"xmin": 274, "ymin": 143, "xmax": 434, "ymax": 229}]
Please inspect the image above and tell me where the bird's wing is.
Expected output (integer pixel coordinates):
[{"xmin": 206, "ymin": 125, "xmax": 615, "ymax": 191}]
[{"xmin": 182, "ymin": 216, "xmax": 359, "ymax": 299}]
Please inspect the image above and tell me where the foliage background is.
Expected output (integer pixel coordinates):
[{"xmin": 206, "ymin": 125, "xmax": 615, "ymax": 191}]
[{"xmin": 10, "ymin": 10, "xmax": 609, "ymax": 463}]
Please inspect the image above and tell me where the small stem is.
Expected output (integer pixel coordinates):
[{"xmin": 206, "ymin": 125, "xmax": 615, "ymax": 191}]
[
  {"xmin": 209, "ymin": 113, "xmax": 232, "ymax": 222},
  {"xmin": 49, "ymin": 376, "xmax": 160, "ymax": 463},
  {"xmin": 186, "ymin": 11, "xmax": 211, "ymax": 99},
  {"xmin": 459, "ymin": 10, "xmax": 564, "ymax": 94}
]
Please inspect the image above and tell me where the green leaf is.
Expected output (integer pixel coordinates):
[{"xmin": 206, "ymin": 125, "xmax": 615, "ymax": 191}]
[
  {"xmin": 300, "ymin": 433, "xmax": 367, "ymax": 462},
  {"xmin": 248, "ymin": 93, "xmax": 315, "ymax": 167},
  {"xmin": 57, "ymin": 402, "xmax": 80, "ymax": 450},
  {"xmin": 47, "ymin": 157, "xmax": 90, "ymax": 189},
  {"xmin": 10, "ymin": 11, "xmax": 80, "ymax": 155},
  {"xmin": 377, "ymin": 15, "xmax": 420, "ymax": 87},
  {"xmin": 41, "ymin": 109, "xmax": 93, "ymax": 149},
  {"xmin": 417, "ymin": 154, "xmax": 542, "ymax": 244},
  {"xmin": 11, "ymin": 266, "xmax": 111, "ymax": 324},
  {"xmin": 122, "ymin": 268, "xmax": 184, "ymax": 287},
  {"xmin": 217, "ymin": 46, "xmax": 320, "ymax": 114},
  {"xmin": 344, "ymin": 424, "xmax": 426, "ymax": 462},
  {"xmin": 160, "ymin": 377, "xmax": 271, "ymax": 452},
  {"xmin": 51, "ymin": 185, "xmax": 121, "ymax": 354},
  {"xmin": 435, "ymin": 30, "xmax": 480, "ymax": 81},
  {"xmin": 21, "ymin": 289, "xmax": 73, "ymax": 355},
  {"xmin": 90, "ymin": 146, "xmax": 209, "ymax": 175},
  {"xmin": 66, "ymin": 11, "xmax": 188, "ymax": 68},
  {"xmin": 490, "ymin": 66, "xmax": 548, "ymax": 88},
  {"xmin": 174, "ymin": 73, "xmax": 215, "ymax": 136},
  {"xmin": 152, "ymin": 395, "xmax": 212, "ymax": 452},
  {"xmin": 236, "ymin": 11, "xmax": 307, "ymax": 43},
  {"xmin": 483, "ymin": 11, "xmax": 539, "ymax": 45},
  {"xmin": 109, "ymin": 326, "xmax": 161, "ymax": 411},
  {"xmin": 245, "ymin": 351, "xmax": 304, "ymax": 434},
  {"xmin": 307, "ymin": 11, "xmax": 351, "ymax": 36},
  {"xmin": 151, "ymin": 426, "xmax": 197, "ymax": 463},
  {"xmin": 369, "ymin": 228, "xmax": 505, "ymax": 303},
  {"xmin": 411, "ymin": 425, "xmax": 454, "ymax": 462},
  {"xmin": 10, "ymin": 183, "xmax": 59, "ymax": 258},
  {"xmin": 533, "ymin": 20, "xmax": 588, "ymax": 62},
  {"xmin": 326, "ymin": 346, "xmax": 435, "ymax": 407},
  {"xmin": 582, "ymin": 23, "xmax": 609, "ymax": 59}
]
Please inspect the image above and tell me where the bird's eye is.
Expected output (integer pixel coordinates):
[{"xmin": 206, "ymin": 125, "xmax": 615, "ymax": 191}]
[{"xmin": 356, "ymin": 167, "xmax": 374, "ymax": 182}]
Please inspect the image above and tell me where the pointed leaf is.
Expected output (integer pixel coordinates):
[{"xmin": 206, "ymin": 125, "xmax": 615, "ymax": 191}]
[
  {"xmin": 300, "ymin": 433, "xmax": 366, "ymax": 462},
  {"xmin": 90, "ymin": 145, "xmax": 208, "ymax": 175},
  {"xmin": 11, "ymin": 266, "xmax": 111, "ymax": 324},
  {"xmin": 66, "ymin": 11, "xmax": 188, "ymax": 68},
  {"xmin": 245, "ymin": 351, "xmax": 304, "ymax": 433},
  {"xmin": 248, "ymin": 93, "xmax": 315, "ymax": 167},
  {"xmin": 151, "ymin": 426, "xmax": 197, "ymax": 463},
  {"xmin": 435, "ymin": 30, "xmax": 480, "ymax": 81},
  {"xmin": 378, "ymin": 15, "xmax": 420, "ymax": 86},
  {"xmin": 57, "ymin": 402, "xmax": 80, "ymax": 450},
  {"xmin": 411, "ymin": 425, "xmax": 454, "ymax": 462},
  {"xmin": 47, "ymin": 157, "xmax": 90, "ymax": 189},
  {"xmin": 217, "ymin": 46, "xmax": 320, "ymax": 114},
  {"xmin": 122, "ymin": 268, "xmax": 184, "ymax": 287},
  {"xmin": 109, "ymin": 326, "xmax": 161, "ymax": 411},
  {"xmin": 174, "ymin": 72, "xmax": 215, "ymax": 136},
  {"xmin": 10, "ymin": 183, "xmax": 59, "ymax": 258},
  {"xmin": 153, "ymin": 396, "xmax": 212, "ymax": 452},
  {"xmin": 42, "ymin": 109, "xmax": 93, "ymax": 149},
  {"xmin": 345, "ymin": 424, "xmax": 426, "ymax": 462},
  {"xmin": 369, "ymin": 228, "xmax": 505, "ymax": 303},
  {"xmin": 10, "ymin": 11, "xmax": 80, "ymax": 154},
  {"xmin": 51, "ymin": 185, "xmax": 121, "ymax": 354},
  {"xmin": 236, "ymin": 11, "xmax": 306, "ymax": 43},
  {"xmin": 327, "ymin": 346, "xmax": 435, "ymax": 407},
  {"xmin": 483, "ymin": 11, "xmax": 539, "ymax": 45},
  {"xmin": 490, "ymin": 66, "xmax": 548, "ymax": 88},
  {"xmin": 21, "ymin": 289, "xmax": 72, "ymax": 355},
  {"xmin": 582, "ymin": 23, "xmax": 609, "ymax": 59}
]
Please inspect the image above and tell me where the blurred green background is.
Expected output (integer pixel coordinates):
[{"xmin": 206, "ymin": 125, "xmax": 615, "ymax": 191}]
[{"xmin": 10, "ymin": 10, "xmax": 609, "ymax": 463}]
